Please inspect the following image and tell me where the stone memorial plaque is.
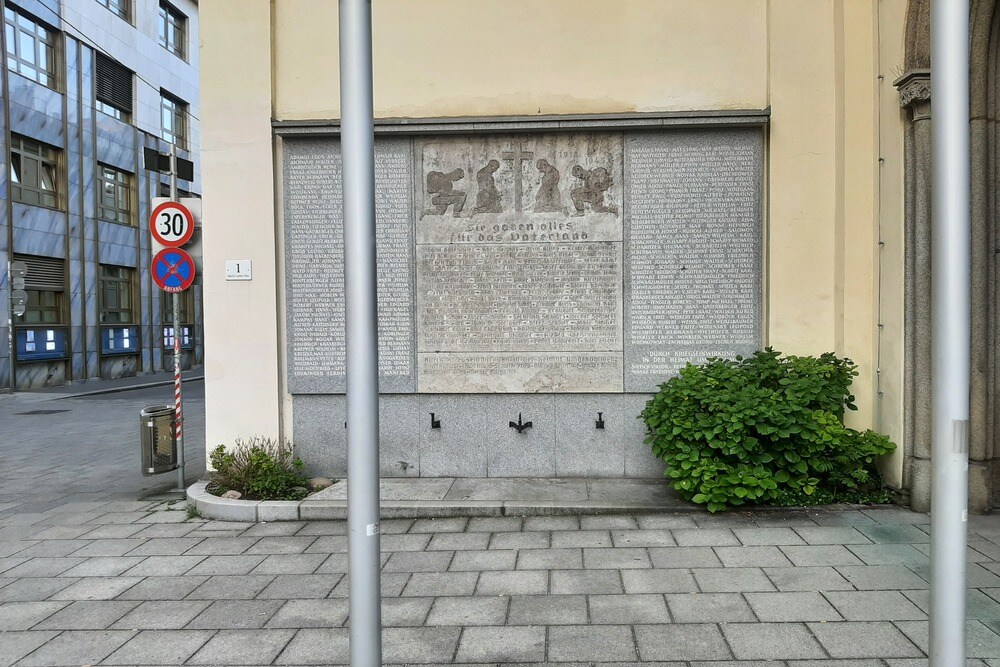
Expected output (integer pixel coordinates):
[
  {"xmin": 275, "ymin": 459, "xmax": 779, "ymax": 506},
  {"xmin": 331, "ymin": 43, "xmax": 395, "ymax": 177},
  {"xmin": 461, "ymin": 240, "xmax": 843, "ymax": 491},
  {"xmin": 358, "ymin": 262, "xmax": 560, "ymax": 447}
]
[
  {"xmin": 414, "ymin": 133, "xmax": 625, "ymax": 393},
  {"xmin": 624, "ymin": 129, "xmax": 763, "ymax": 391},
  {"xmin": 283, "ymin": 137, "xmax": 416, "ymax": 393}
]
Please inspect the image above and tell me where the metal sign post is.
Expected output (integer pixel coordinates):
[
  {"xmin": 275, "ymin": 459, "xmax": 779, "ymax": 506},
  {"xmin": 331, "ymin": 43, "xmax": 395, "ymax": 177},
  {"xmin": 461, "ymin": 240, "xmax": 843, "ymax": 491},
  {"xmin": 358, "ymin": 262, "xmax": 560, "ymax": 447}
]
[
  {"xmin": 169, "ymin": 143, "xmax": 186, "ymax": 493},
  {"xmin": 929, "ymin": 0, "xmax": 971, "ymax": 664},
  {"xmin": 339, "ymin": 0, "xmax": 382, "ymax": 664}
]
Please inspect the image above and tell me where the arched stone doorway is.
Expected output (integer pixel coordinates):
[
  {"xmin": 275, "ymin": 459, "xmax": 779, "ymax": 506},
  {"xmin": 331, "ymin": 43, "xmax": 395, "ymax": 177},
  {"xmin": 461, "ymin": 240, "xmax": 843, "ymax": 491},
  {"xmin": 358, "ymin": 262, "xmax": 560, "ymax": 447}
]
[{"xmin": 897, "ymin": 0, "xmax": 1000, "ymax": 512}]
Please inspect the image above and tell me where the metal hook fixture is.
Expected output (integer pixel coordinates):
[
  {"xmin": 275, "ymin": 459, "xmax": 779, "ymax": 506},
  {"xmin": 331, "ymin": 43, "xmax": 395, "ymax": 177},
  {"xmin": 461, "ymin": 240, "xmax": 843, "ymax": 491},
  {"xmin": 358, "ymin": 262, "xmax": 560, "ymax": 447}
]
[
  {"xmin": 596, "ymin": 412, "xmax": 605, "ymax": 429},
  {"xmin": 430, "ymin": 413, "xmax": 441, "ymax": 429},
  {"xmin": 509, "ymin": 412, "xmax": 532, "ymax": 433}
]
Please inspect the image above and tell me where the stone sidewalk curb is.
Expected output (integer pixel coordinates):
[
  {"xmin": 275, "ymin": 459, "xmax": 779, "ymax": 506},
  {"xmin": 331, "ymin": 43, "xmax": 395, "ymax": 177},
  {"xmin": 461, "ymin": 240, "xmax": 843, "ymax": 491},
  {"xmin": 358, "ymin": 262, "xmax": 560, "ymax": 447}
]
[{"xmin": 186, "ymin": 480, "xmax": 699, "ymax": 521}]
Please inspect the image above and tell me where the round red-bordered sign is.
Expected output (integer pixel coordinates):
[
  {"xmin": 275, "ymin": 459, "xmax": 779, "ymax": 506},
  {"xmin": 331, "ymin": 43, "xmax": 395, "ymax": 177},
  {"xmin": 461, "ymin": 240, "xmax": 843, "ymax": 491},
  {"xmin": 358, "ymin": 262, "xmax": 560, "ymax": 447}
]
[
  {"xmin": 149, "ymin": 201, "xmax": 195, "ymax": 248},
  {"xmin": 152, "ymin": 248, "xmax": 196, "ymax": 293}
]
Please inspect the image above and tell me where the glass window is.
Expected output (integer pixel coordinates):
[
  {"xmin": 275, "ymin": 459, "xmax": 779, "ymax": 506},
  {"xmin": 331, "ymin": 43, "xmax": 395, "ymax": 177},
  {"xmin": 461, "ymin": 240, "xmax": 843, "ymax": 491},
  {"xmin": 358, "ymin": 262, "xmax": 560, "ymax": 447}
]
[
  {"xmin": 14, "ymin": 289, "xmax": 63, "ymax": 325},
  {"xmin": 96, "ymin": 0, "xmax": 129, "ymax": 21},
  {"xmin": 99, "ymin": 265, "xmax": 135, "ymax": 324},
  {"xmin": 158, "ymin": 2, "xmax": 185, "ymax": 59},
  {"xmin": 97, "ymin": 165, "xmax": 132, "ymax": 225},
  {"xmin": 4, "ymin": 7, "xmax": 56, "ymax": 88},
  {"xmin": 95, "ymin": 54, "xmax": 133, "ymax": 122},
  {"xmin": 160, "ymin": 91, "xmax": 187, "ymax": 146},
  {"xmin": 10, "ymin": 135, "xmax": 59, "ymax": 208}
]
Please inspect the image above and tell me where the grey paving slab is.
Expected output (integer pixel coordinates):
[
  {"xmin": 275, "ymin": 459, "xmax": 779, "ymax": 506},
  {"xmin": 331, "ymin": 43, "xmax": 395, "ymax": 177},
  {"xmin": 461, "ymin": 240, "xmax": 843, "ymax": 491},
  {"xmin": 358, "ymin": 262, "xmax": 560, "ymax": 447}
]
[
  {"xmin": 810, "ymin": 621, "xmax": 924, "ymax": 658},
  {"xmin": 257, "ymin": 574, "xmax": 343, "ymax": 599},
  {"xmin": 734, "ymin": 527, "xmax": 807, "ymax": 545},
  {"xmin": 403, "ymin": 572, "xmax": 478, "ymax": 597},
  {"xmin": 0, "ymin": 576, "xmax": 79, "ymax": 601},
  {"xmin": 715, "ymin": 545, "xmax": 795, "ymax": 567},
  {"xmin": 794, "ymin": 526, "xmax": 874, "ymax": 545},
  {"xmin": 410, "ymin": 517, "xmax": 469, "ymax": 533},
  {"xmin": 722, "ymin": 622, "xmax": 827, "ymax": 660},
  {"xmin": 60, "ymin": 556, "xmax": 146, "ymax": 577},
  {"xmin": 523, "ymin": 516, "xmax": 579, "ymax": 531},
  {"xmin": 381, "ymin": 626, "xmax": 462, "ymax": 664},
  {"xmin": 102, "ymin": 628, "xmax": 214, "ymax": 665},
  {"xmin": 764, "ymin": 566, "xmax": 856, "ymax": 591},
  {"xmin": 0, "ymin": 630, "xmax": 59, "ymax": 667},
  {"xmin": 622, "ymin": 569, "xmax": 698, "ymax": 593},
  {"xmin": 649, "ymin": 546, "xmax": 722, "ymax": 568},
  {"xmin": 111, "ymin": 600, "xmax": 212, "ymax": 630},
  {"xmin": 551, "ymin": 569, "xmax": 624, "ymax": 594},
  {"xmin": 118, "ymin": 575, "xmax": 211, "ymax": 600},
  {"xmin": 251, "ymin": 553, "xmax": 327, "ymax": 574},
  {"xmin": 450, "ymin": 549, "xmax": 517, "ymax": 571},
  {"xmin": 427, "ymin": 532, "xmax": 490, "ymax": 551},
  {"xmin": 384, "ymin": 550, "xmax": 454, "ymax": 573},
  {"xmin": 304, "ymin": 535, "xmax": 348, "ymax": 553},
  {"xmin": 781, "ymin": 545, "xmax": 866, "ymax": 566},
  {"xmin": 187, "ymin": 599, "xmax": 285, "ymax": 629},
  {"xmin": 550, "ymin": 624, "xmax": 638, "ymax": 661},
  {"xmin": 693, "ymin": 567, "xmax": 777, "ymax": 592},
  {"xmin": 745, "ymin": 591, "xmax": 842, "ymax": 621},
  {"xmin": 456, "ymin": 625, "xmax": 544, "ymax": 663},
  {"xmin": 188, "ymin": 628, "xmax": 296, "ymax": 665},
  {"xmin": 488, "ymin": 531, "xmax": 549, "ymax": 550},
  {"xmin": 671, "ymin": 528, "xmax": 741, "ymax": 546},
  {"xmin": 589, "ymin": 592, "xmax": 671, "ymax": 623},
  {"xmin": 552, "ymin": 529, "xmax": 613, "ymax": 548},
  {"xmin": 185, "ymin": 574, "xmax": 275, "ymax": 600},
  {"xmin": 857, "ymin": 524, "xmax": 932, "ymax": 544},
  {"xmin": 665, "ymin": 591, "xmax": 756, "ymax": 622},
  {"xmin": 185, "ymin": 554, "xmax": 267, "ymax": 575},
  {"xmin": 826, "ymin": 590, "xmax": 928, "ymax": 621},
  {"xmin": 426, "ymin": 595, "xmax": 508, "ymax": 626},
  {"xmin": 467, "ymin": 516, "xmax": 523, "ymax": 532},
  {"xmin": 581, "ymin": 515, "xmax": 639, "ymax": 530},
  {"xmin": 836, "ymin": 565, "xmax": 929, "ymax": 590},
  {"xmin": 246, "ymin": 536, "xmax": 317, "ymax": 554},
  {"xmin": 2, "ymin": 556, "xmax": 87, "ymax": 577},
  {"xmin": 903, "ymin": 588, "xmax": 1000, "ymax": 620},
  {"xmin": 275, "ymin": 627, "xmax": 349, "ymax": 664},
  {"xmin": 34, "ymin": 599, "xmax": 139, "ymax": 629},
  {"xmin": 895, "ymin": 620, "xmax": 1000, "ymax": 659},
  {"xmin": 476, "ymin": 570, "xmax": 548, "ymax": 595},
  {"xmin": 508, "ymin": 593, "xmax": 587, "ymax": 625},
  {"xmin": 382, "ymin": 596, "xmax": 436, "ymax": 626},
  {"xmin": 50, "ymin": 575, "xmax": 144, "ymax": 600},
  {"xmin": 0, "ymin": 600, "xmax": 69, "ymax": 630},
  {"xmin": 846, "ymin": 543, "xmax": 929, "ymax": 566},
  {"xmin": 14, "ymin": 629, "xmax": 135, "ymax": 666},
  {"xmin": 635, "ymin": 622, "xmax": 732, "ymax": 661},
  {"xmin": 517, "ymin": 547, "xmax": 583, "ymax": 569},
  {"xmin": 266, "ymin": 598, "xmax": 350, "ymax": 629}
]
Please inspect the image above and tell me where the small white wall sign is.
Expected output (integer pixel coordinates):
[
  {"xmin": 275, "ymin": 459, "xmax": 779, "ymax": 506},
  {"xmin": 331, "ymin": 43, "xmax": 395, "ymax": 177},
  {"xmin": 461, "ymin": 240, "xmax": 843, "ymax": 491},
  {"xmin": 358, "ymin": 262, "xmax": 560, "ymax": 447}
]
[{"xmin": 225, "ymin": 260, "xmax": 252, "ymax": 281}]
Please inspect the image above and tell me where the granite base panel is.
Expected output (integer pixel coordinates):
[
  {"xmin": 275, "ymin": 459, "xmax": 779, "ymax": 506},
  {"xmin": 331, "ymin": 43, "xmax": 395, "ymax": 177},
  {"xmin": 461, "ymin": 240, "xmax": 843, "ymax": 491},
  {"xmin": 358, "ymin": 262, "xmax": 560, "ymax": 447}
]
[{"xmin": 291, "ymin": 393, "xmax": 664, "ymax": 480}]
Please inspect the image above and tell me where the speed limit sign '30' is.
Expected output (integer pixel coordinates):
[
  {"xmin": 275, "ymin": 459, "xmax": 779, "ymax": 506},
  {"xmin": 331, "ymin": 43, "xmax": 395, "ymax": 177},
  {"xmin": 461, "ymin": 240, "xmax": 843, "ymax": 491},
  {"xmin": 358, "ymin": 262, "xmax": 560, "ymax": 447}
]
[{"xmin": 149, "ymin": 201, "xmax": 194, "ymax": 248}]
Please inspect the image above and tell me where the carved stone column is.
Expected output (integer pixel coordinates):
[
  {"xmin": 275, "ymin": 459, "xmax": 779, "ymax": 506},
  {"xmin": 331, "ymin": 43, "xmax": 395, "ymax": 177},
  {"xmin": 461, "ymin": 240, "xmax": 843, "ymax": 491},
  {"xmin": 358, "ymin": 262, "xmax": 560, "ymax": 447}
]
[{"xmin": 896, "ymin": 70, "xmax": 934, "ymax": 511}]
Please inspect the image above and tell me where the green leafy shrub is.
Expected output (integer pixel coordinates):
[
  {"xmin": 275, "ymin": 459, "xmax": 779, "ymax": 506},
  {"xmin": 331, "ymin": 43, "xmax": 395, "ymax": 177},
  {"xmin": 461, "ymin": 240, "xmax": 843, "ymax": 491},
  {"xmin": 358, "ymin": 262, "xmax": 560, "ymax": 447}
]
[
  {"xmin": 208, "ymin": 436, "xmax": 310, "ymax": 501},
  {"xmin": 641, "ymin": 349, "xmax": 896, "ymax": 512}
]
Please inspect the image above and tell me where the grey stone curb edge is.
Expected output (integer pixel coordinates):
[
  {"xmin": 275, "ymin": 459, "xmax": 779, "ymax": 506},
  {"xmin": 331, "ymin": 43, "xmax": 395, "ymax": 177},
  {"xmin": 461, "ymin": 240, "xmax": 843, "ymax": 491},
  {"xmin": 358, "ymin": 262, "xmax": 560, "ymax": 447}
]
[{"xmin": 186, "ymin": 480, "xmax": 697, "ymax": 522}]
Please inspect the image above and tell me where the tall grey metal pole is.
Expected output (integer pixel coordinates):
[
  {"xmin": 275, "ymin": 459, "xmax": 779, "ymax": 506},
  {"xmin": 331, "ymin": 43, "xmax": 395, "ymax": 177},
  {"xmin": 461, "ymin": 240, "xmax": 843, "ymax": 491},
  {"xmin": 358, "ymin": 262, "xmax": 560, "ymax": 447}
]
[
  {"xmin": 339, "ymin": 0, "xmax": 382, "ymax": 664},
  {"xmin": 929, "ymin": 0, "xmax": 971, "ymax": 663},
  {"xmin": 170, "ymin": 143, "xmax": 186, "ymax": 493}
]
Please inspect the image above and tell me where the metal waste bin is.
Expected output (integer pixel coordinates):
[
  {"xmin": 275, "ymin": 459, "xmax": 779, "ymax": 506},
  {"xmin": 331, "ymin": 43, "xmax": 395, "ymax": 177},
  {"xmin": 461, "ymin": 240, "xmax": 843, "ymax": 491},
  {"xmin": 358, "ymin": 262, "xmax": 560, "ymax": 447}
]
[{"xmin": 141, "ymin": 405, "xmax": 178, "ymax": 476}]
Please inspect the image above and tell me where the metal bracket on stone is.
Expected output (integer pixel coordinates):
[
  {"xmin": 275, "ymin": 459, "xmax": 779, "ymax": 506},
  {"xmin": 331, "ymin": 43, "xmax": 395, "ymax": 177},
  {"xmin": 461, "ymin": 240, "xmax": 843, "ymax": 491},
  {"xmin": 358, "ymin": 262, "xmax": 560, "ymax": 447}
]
[
  {"xmin": 509, "ymin": 413, "xmax": 532, "ymax": 433},
  {"xmin": 430, "ymin": 413, "xmax": 441, "ymax": 429},
  {"xmin": 596, "ymin": 412, "xmax": 605, "ymax": 429}
]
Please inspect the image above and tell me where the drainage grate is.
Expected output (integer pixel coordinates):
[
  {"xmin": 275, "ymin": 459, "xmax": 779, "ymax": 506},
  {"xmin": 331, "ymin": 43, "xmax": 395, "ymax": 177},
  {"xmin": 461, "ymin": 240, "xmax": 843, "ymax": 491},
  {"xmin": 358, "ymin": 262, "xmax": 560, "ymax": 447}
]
[{"xmin": 15, "ymin": 409, "xmax": 71, "ymax": 415}]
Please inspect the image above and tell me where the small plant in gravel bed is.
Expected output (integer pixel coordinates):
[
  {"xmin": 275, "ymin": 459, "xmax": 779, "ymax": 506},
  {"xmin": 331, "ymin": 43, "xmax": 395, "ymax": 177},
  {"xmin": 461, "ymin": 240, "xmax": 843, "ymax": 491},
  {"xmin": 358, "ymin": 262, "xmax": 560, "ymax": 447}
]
[
  {"xmin": 207, "ymin": 436, "xmax": 311, "ymax": 501},
  {"xmin": 641, "ymin": 348, "xmax": 896, "ymax": 512}
]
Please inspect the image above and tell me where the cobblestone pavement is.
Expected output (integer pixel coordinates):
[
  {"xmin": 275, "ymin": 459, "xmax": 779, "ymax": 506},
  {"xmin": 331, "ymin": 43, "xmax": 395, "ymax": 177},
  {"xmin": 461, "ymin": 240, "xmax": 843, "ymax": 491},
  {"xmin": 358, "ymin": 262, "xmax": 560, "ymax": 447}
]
[{"xmin": 2, "ymin": 386, "xmax": 1000, "ymax": 665}]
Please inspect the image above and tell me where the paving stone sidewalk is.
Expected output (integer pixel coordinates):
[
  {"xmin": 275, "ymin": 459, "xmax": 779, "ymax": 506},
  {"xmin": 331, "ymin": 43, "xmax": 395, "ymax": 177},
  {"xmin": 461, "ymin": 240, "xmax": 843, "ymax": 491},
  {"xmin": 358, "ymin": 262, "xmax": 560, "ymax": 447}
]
[
  {"xmin": 2, "ymin": 504, "xmax": 1000, "ymax": 665},
  {"xmin": 3, "ymin": 383, "xmax": 1000, "ymax": 665}
]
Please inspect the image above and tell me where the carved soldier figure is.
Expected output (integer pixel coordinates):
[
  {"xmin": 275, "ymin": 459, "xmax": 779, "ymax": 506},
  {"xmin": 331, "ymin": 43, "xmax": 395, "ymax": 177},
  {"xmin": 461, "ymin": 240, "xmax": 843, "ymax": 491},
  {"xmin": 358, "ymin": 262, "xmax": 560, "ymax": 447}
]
[
  {"xmin": 570, "ymin": 165, "xmax": 618, "ymax": 216},
  {"xmin": 472, "ymin": 159, "xmax": 502, "ymax": 214},
  {"xmin": 426, "ymin": 169, "xmax": 467, "ymax": 216},
  {"xmin": 534, "ymin": 158, "xmax": 564, "ymax": 213}
]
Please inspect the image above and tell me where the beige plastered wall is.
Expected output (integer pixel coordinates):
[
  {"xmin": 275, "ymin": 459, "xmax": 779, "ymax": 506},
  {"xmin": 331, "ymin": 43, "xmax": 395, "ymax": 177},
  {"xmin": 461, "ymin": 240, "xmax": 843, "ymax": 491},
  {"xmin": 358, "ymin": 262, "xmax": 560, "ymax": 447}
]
[{"xmin": 201, "ymin": 0, "xmax": 909, "ymax": 484}]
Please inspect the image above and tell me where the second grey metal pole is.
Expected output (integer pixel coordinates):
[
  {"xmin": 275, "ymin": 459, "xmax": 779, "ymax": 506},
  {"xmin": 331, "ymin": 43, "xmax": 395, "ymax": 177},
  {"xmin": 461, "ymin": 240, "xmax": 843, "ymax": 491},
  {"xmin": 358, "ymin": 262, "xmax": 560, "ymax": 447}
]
[
  {"xmin": 339, "ymin": 0, "xmax": 382, "ymax": 665},
  {"xmin": 929, "ymin": 0, "xmax": 971, "ymax": 664}
]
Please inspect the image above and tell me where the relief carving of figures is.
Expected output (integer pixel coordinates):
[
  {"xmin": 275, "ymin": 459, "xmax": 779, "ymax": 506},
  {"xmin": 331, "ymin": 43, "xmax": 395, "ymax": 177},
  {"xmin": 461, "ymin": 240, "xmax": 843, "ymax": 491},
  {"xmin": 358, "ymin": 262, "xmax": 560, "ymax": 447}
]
[
  {"xmin": 533, "ymin": 159, "xmax": 565, "ymax": 213},
  {"xmin": 472, "ymin": 159, "xmax": 503, "ymax": 214},
  {"xmin": 570, "ymin": 165, "xmax": 617, "ymax": 216},
  {"xmin": 426, "ymin": 169, "xmax": 467, "ymax": 216}
]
